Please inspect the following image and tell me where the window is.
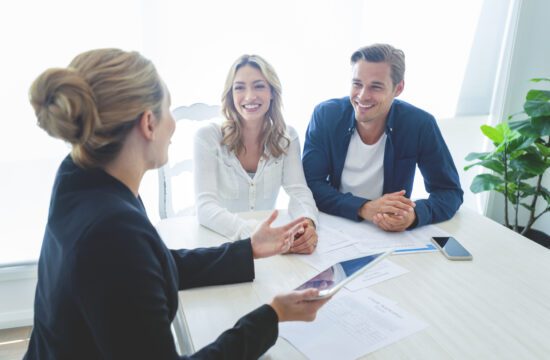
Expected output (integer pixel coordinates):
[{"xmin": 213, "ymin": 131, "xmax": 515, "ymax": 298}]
[
  {"xmin": 0, "ymin": 0, "xmax": 143, "ymax": 264},
  {"xmin": 2, "ymin": 0, "xmax": 502, "ymax": 264}
]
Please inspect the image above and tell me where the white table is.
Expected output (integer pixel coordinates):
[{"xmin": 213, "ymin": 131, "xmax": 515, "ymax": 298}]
[{"xmin": 156, "ymin": 208, "xmax": 550, "ymax": 359}]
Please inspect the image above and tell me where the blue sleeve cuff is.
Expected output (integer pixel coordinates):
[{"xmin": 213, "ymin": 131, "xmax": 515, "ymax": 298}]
[
  {"xmin": 411, "ymin": 200, "xmax": 429, "ymax": 228},
  {"xmin": 343, "ymin": 196, "xmax": 369, "ymax": 222}
]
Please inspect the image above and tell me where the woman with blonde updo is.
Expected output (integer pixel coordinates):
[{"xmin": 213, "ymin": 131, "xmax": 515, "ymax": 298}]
[
  {"xmin": 194, "ymin": 55, "xmax": 319, "ymax": 253},
  {"xmin": 24, "ymin": 48, "xmax": 329, "ymax": 359}
]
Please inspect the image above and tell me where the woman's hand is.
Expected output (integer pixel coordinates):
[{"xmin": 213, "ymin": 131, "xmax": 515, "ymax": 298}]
[
  {"xmin": 251, "ymin": 210, "xmax": 305, "ymax": 259},
  {"xmin": 289, "ymin": 218, "xmax": 318, "ymax": 254},
  {"xmin": 269, "ymin": 289, "xmax": 331, "ymax": 322}
]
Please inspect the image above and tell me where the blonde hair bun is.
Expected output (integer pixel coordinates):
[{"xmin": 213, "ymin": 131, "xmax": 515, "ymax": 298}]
[
  {"xmin": 30, "ymin": 49, "xmax": 163, "ymax": 169},
  {"xmin": 30, "ymin": 67, "xmax": 99, "ymax": 145}
]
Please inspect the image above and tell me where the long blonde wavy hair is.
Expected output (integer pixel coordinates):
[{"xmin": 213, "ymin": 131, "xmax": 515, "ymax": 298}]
[{"xmin": 221, "ymin": 54, "xmax": 289, "ymax": 158}]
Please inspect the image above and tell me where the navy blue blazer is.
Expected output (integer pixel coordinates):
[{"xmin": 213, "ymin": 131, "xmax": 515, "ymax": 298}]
[
  {"xmin": 302, "ymin": 97, "xmax": 463, "ymax": 227},
  {"xmin": 24, "ymin": 156, "xmax": 277, "ymax": 359}
]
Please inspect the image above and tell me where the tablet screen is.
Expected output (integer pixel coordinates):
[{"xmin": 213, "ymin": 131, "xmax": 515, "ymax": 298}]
[{"xmin": 295, "ymin": 252, "xmax": 388, "ymax": 293}]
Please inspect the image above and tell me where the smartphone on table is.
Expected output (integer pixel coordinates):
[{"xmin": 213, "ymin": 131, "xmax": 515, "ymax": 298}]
[
  {"xmin": 295, "ymin": 250, "xmax": 393, "ymax": 300},
  {"xmin": 431, "ymin": 236, "xmax": 473, "ymax": 260}
]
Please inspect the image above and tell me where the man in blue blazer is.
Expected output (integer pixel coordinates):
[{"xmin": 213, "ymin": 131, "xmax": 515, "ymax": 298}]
[{"xmin": 303, "ymin": 44, "xmax": 463, "ymax": 231}]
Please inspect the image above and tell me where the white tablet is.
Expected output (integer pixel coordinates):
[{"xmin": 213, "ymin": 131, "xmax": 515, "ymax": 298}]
[{"xmin": 295, "ymin": 250, "xmax": 393, "ymax": 299}]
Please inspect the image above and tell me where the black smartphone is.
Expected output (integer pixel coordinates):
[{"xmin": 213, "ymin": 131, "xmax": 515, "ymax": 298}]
[{"xmin": 431, "ymin": 236, "xmax": 473, "ymax": 260}]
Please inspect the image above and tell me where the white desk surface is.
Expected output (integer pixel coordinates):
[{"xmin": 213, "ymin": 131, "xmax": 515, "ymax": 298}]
[{"xmin": 156, "ymin": 207, "xmax": 550, "ymax": 359}]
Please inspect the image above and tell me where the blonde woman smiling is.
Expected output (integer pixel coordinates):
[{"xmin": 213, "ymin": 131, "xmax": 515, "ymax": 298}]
[{"xmin": 194, "ymin": 54, "xmax": 318, "ymax": 253}]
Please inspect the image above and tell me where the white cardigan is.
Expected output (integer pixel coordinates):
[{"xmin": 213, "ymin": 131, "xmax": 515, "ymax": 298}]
[{"xmin": 193, "ymin": 122, "xmax": 318, "ymax": 240}]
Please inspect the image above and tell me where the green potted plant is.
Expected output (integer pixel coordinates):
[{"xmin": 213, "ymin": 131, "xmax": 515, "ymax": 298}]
[{"xmin": 464, "ymin": 78, "xmax": 550, "ymax": 246}]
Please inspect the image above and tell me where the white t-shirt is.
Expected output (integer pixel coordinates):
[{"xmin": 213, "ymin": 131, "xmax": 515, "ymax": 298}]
[{"xmin": 340, "ymin": 130, "xmax": 386, "ymax": 200}]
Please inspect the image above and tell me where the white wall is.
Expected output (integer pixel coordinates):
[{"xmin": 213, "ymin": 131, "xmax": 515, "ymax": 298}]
[
  {"xmin": 432, "ymin": 116, "xmax": 488, "ymax": 213},
  {"xmin": 487, "ymin": 0, "xmax": 550, "ymax": 235},
  {"xmin": 456, "ymin": 0, "xmax": 511, "ymax": 115}
]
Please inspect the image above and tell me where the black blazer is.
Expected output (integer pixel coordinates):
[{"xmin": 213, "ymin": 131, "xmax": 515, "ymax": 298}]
[{"xmin": 24, "ymin": 156, "xmax": 278, "ymax": 359}]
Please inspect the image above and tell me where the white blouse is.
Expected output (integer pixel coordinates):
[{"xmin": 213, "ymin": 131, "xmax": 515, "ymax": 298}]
[{"xmin": 193, "ymin": 122, "xmax": 318, "ymax": 240}]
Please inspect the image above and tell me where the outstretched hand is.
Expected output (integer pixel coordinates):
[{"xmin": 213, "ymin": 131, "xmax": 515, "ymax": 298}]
[
  {"xmin": 270, "ymin": 288, "xmax": 331, "ymax": 322},
  {"xmin": 251, "ymin": 210, "xmax": 306, "ymax": 259}
]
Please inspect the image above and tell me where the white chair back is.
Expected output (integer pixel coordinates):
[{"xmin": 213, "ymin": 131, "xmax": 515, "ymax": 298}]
[{"xmin": 158, "ymin": 103, "xmax": 221, "ymax": 219}]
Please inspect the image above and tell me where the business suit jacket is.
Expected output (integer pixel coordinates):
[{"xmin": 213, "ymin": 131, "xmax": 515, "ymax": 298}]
[
  {"xmin": 24, "ymin": 156, "xmax": 277, "ymax": 359},
  {"xmin": 302, "ymin": 97, "xmax": 463, "ymax": 227}
]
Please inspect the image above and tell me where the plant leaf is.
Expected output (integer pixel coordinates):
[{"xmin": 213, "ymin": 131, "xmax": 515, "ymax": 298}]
[
  {"xmin": 540, "ymin": 186, "xmax": 550, "ymax": 204},
  {"xmin": 482, "ymin": 159, "xmax": 505, "ymax": 173},
  {"xmin": 532, "ymin": 116, "xmax": 550, "ymax": 136},
  {"xmin": 526, "ymin": 89, "xmax": 550, "ymax": 101},
  {"xmin": 464, "ymin": 159, "xmax": 505, "ymax": 174},
  {"xmin": 530, "ymin": 77, "xmax": 550, "ymax": 83},
  {"xmin": 510, "ymin": 117, "xmax": 550, "ymax": 137},
  {"xmin": 507, "ymin": 135, "xmax": 535, "ymax": 154},
  {"xmin": 525, "ymin": 89, "xmax": 550, "ymax": 117},
  {"xmin": 463, "ymin": 163, "xmax": 476, "ymax": 171},
  {"xmin": 464, "ymin": 151, "xmax": 490, "ymax": 161},
  {"xmin": 516, "ymin": 184, "xmax": 537, "ymax": 199},
  {"xmin": 481, "ymin": 124, "xmax": 504, "ymax": 144},
  {"xmin": 505, "ymin": 169, "xmax": 536, "ymax": 182},
  {"xmin": 535, "ymin": 143, "xmax": 550, "ymax": 157},
  {"xmin": 510, "ymin": 153, "xmax": 549, "ymax": 176},
  {"xmin": 520, "ymin": 203, "xmax": 535, "ymax": 211},
  {"xmin": 470, "ymin": 174, "xmax": 504, "ymax": 193},
  {"xmin": 506, "ymin": 191, "xmax": 519, "ymax": 205},
  {"xmin": 509, "ymin": 119, "xmax": 540, "ymax": 137}
]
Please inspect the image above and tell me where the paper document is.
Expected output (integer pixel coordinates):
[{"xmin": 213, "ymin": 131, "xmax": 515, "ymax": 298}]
[
  {"xmin": 318, "ymin": 212, "xmax": 447, "ymax": 253},
  {"xmin": 295, "ymin": 244, "xmax": 364, "ymax": 271},
  {"xmin": 344, "ymin": 259, "xmax": 409, "ymax": 291},
  {"xmin": 280, "ymin": 289, "xmax": 428, "ymax": 360},
  {"xmin": 316, "ymin": 226, "xmax": 357, "ymax": 253}
]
